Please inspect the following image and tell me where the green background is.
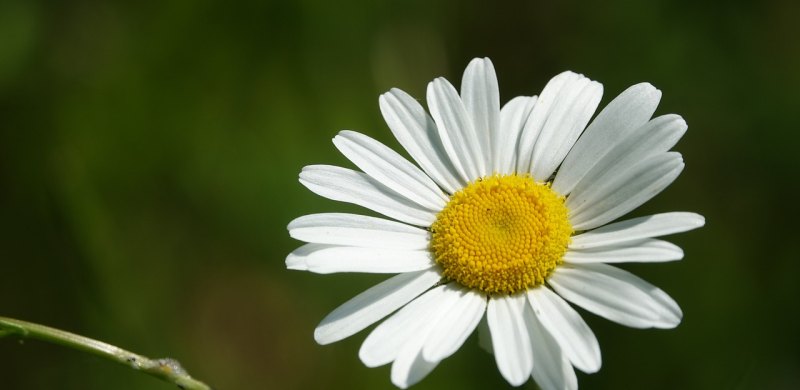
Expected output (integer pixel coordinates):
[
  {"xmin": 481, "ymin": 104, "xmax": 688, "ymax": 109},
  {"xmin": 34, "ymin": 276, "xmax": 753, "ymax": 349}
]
[{"xmin": 1, "ymin": 0, "xmax": 797, "ymax": 389}]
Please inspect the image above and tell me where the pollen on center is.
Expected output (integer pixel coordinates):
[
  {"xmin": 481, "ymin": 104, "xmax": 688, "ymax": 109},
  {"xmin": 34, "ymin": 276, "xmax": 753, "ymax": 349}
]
[{"xmin": 430, "ymin": 174, "xmax": 573, "ymax": 295}]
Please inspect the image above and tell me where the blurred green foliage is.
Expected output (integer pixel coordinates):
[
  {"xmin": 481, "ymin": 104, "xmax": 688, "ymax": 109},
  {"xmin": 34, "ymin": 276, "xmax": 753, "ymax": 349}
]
[{"xmin": 1, "ymin": 0, "xmax": 798, "ymax": 389}]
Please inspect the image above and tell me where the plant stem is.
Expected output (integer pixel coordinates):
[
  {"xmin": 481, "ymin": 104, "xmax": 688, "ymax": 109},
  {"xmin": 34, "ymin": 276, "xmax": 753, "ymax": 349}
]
[{"xmin": 0, "ymin": 316, "xmax": 211, "ymax": 390}]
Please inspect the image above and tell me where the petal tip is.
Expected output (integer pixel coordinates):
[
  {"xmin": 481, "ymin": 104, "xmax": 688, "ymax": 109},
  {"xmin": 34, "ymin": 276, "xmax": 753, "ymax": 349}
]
[
  {"xmin": 313, "ymin": 326, "xmax": 336, "ymax": 345},
  {"xmin": 693, "ymin": 214, "xmax": 706, "ymax": 227},
  {"xmin": 358, "ymin": 347, "xmax": 383, "ymax": 368},
  {"xmin": 657, "ymin": 301, "xmax": 683, "ymax": 329},
  {"xmin": 285, "ymin": 255, "xmax": 307, "ymax": 271},
  {"xmin": 660, "ymin": 313, "xmax": 682, "ymax": 329}
]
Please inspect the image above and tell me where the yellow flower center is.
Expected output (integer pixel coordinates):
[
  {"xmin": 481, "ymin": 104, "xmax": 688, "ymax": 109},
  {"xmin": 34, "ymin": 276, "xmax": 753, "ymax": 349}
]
[{"xmin": 430, "ymin": 175, "xmax": 572, "ymax": 295}]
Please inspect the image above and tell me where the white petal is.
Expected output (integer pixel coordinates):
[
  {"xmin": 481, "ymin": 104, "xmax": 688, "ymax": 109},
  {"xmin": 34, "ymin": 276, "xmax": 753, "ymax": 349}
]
[
  {"xmin": 422, "ymin": 288, "xmax": 487, "ymax": 362},
  {"xmin": 333, "ymin": 130, "xmax": 448, "ymax": 211},
  {"xmin": 302, "ymin": 246, "xmax": 434, "ymax": 274},
  {"xmin": 391, "ymin": 344, "xmax": 439, "ymax": 389},
  {"xmin": 477, "ymin": 315, "xmax": 493, "ymax": 354},
  {"xmin": 563, "ymin": 114, "xmax": 686, "ymax": 198},
  {"xmin": 570, "ymin": 212, "xmax": 706, "ymax": 249},
  {"xmin": 285, "ymin": 256, "xmax": 307, "ymax": 270},
  {"xmin": 288, "ymin": 213, "xmax": 430, "ymax": 250},
  {"xmin": 548, "ymin": 263, "xmax": 682, "ymax": 329},
  {"xmin": 553, "ymin": 83, "xmax": 662, "ymax": 195},
  {"xmin": 488, "ymin": 295, "xmax": 534, "ymax": 386},
  {"xmin": 390, "ymin": 287, "xmax": 461, "ymax": 388},
  {"xmin": 528, "ymin": 287, "xmax": 601, "ymax": 373},
  {"xmin": 314, "ymin": 269, "xmax": 441, "ymax": 345},
  {"xmin": 565, "ymin": 239, "xmax": 684, "ymax": 264},
  {"xmin": 380, "ymin": 88, "xmax": 463, "ymax": 193},
  {"xmin": 360, "ymin": 285, "xmax": 448, "ymax": 367},
  {"xmin": 567, "ymin": 152, "xmax": 685, "ymax": 231},
  {"xmin": 517, "ymin": 71, "xmax": 577, "ymax": 173},
  {"xmin": 286, "ymin": 243, "xmax": 333, "ymax": 270},
  {"xmin": 496, "ymin": 96, "xmax": 537, "ymax": 174},
  {"xmin": 299, "ymin": 165, "xmax": 436, "ymax": 227},
  {"xmin": 428, "ymin": 77, "xmax": 484, "ymax": 181},
  {"xmin": 461, "ymin": 57, "xmax": 499, "ymax": 176},
  {"xmin": 522, "ymin": 300, "xmax": 578, "ymax": 390},
  {"xmin": 530, "ymin": 73, "xmax": 603, "ymax": 181}
]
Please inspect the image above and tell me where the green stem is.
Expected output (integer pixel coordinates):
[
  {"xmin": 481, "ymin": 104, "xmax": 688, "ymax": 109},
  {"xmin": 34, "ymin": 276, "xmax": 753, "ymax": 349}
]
[{"xmin": 0, "ymin": 316, "xmax": 211, "ymax": 390}]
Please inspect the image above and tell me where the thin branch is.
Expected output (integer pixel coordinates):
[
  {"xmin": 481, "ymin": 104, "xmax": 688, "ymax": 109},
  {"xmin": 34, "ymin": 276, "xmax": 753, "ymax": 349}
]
[{"xmin": 0, "ymin": 316, "xmax": 212, "ymax": 390}]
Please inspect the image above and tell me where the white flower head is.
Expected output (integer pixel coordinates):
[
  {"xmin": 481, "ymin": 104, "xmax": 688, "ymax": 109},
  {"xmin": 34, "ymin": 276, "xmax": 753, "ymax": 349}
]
[{"xmin": 287, "ymin": 58, "xmax": 704, "ymax": 389}]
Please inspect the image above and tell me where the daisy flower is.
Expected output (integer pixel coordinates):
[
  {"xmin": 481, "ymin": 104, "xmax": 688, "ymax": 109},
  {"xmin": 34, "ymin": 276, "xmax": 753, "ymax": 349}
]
[{"xmin": 287, "ymin": 58, "xmax": 704, "ymax": 389}]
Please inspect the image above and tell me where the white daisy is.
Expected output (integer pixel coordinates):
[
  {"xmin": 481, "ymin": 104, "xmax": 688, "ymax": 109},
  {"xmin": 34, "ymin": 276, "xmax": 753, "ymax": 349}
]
[{"xmin": 287, "ymin": 58, "xmax": 704, "ymax": 389}]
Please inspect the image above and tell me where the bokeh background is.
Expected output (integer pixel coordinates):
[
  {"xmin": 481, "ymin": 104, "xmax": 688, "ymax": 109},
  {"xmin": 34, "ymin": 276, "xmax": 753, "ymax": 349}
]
[{"xmin": 1, "ymin": 0, "xmax": 798, "ymax": 389}]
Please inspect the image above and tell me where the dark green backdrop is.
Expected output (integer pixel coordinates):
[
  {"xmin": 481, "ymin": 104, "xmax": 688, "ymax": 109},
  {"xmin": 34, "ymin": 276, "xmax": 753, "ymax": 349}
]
[{"xmin": 1, "ymin": 0, "xmax": 798, "ymax": 389}]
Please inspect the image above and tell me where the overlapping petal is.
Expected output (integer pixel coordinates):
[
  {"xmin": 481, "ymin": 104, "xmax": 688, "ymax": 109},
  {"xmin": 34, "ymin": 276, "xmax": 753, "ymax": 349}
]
[
  {"xmin": 564, "ymin": 239, "xmax": 684, "ymax": 264},
  {"xmin": 553, "ymin": 83, "xmax": 662, "ymax": 195},
  {"xmin": 523, "ymin": 300, "xmax": 578, "ymax": 390},
  {"xmin": 292, "ymin": 244, "xmax": 435, "ymax": 274},
  {"xmin": 561, "ymin": 114, "xmax": 687, "ymax": 199},
  {"xmin": 300, "ymin": 165, "xmax": 436, "ymax": 226},
  {"xmin": 314, "ymin": 269, "xmax": 441, "ymax": 345},
  {"xmin": 516, "ymin": 71, "xmax": 575, "ymax": 173},
  {"xmin": 516, "ymin": 71, "xmax": 602, "ymax": 181},
  {"xmin": 488, "ymin": 294, "xmax": 534, "ymax": 386},
  {"xmin": 390, "ymin": 286, "xmax": 467, "ymax": 388},
  {"xmin": 422, "ymin": 287, "xmax": 486, "ymax": 362},
  {"xmin": 567, "ymin": 152, "xmax": 685, "ymax": 231},
  {"xmin": 548, "ymin": 263, "xmax": 682, "ymax": 329},
  {"xmin": 496, "ymin": 96, "xmax": 536, "ymax": 174},
  {"xmin": 529, "ymin": 75, "xmax": 602, "ymax": 181},
  {"xmin": 380, "ymin": 88, "xmax": 463, "ymax": 193},
  {"xmin": 428, "ymin": 77, "xmax": 485, "ymax": 181},
  {"xmin": 359, "ymin": 285, "xmax": 448, "ymax": 367},
  {"xmin": 333, "ymin": 130, "xmax": 448, "ymax": 211},
  {"xmin": 570, "ymin": 212, "xmax": 705, "ymax": 249},
  {"xmin": 288, "ymin": 213, "xmax": 430, "ymax": 250},
  {"xmin": 528, "ymin": 287, "xmax": 601, "ymax": 373},
  {"xmin": 461, "ymin": 57, "xmax": 499, "ymax": 177}
]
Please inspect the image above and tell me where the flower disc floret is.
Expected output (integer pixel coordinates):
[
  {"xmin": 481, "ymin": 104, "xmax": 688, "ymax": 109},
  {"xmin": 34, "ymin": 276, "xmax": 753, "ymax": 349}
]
[{"xmin": 431, "ymin": 175, "xmax": 573, "ymax": 294}]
